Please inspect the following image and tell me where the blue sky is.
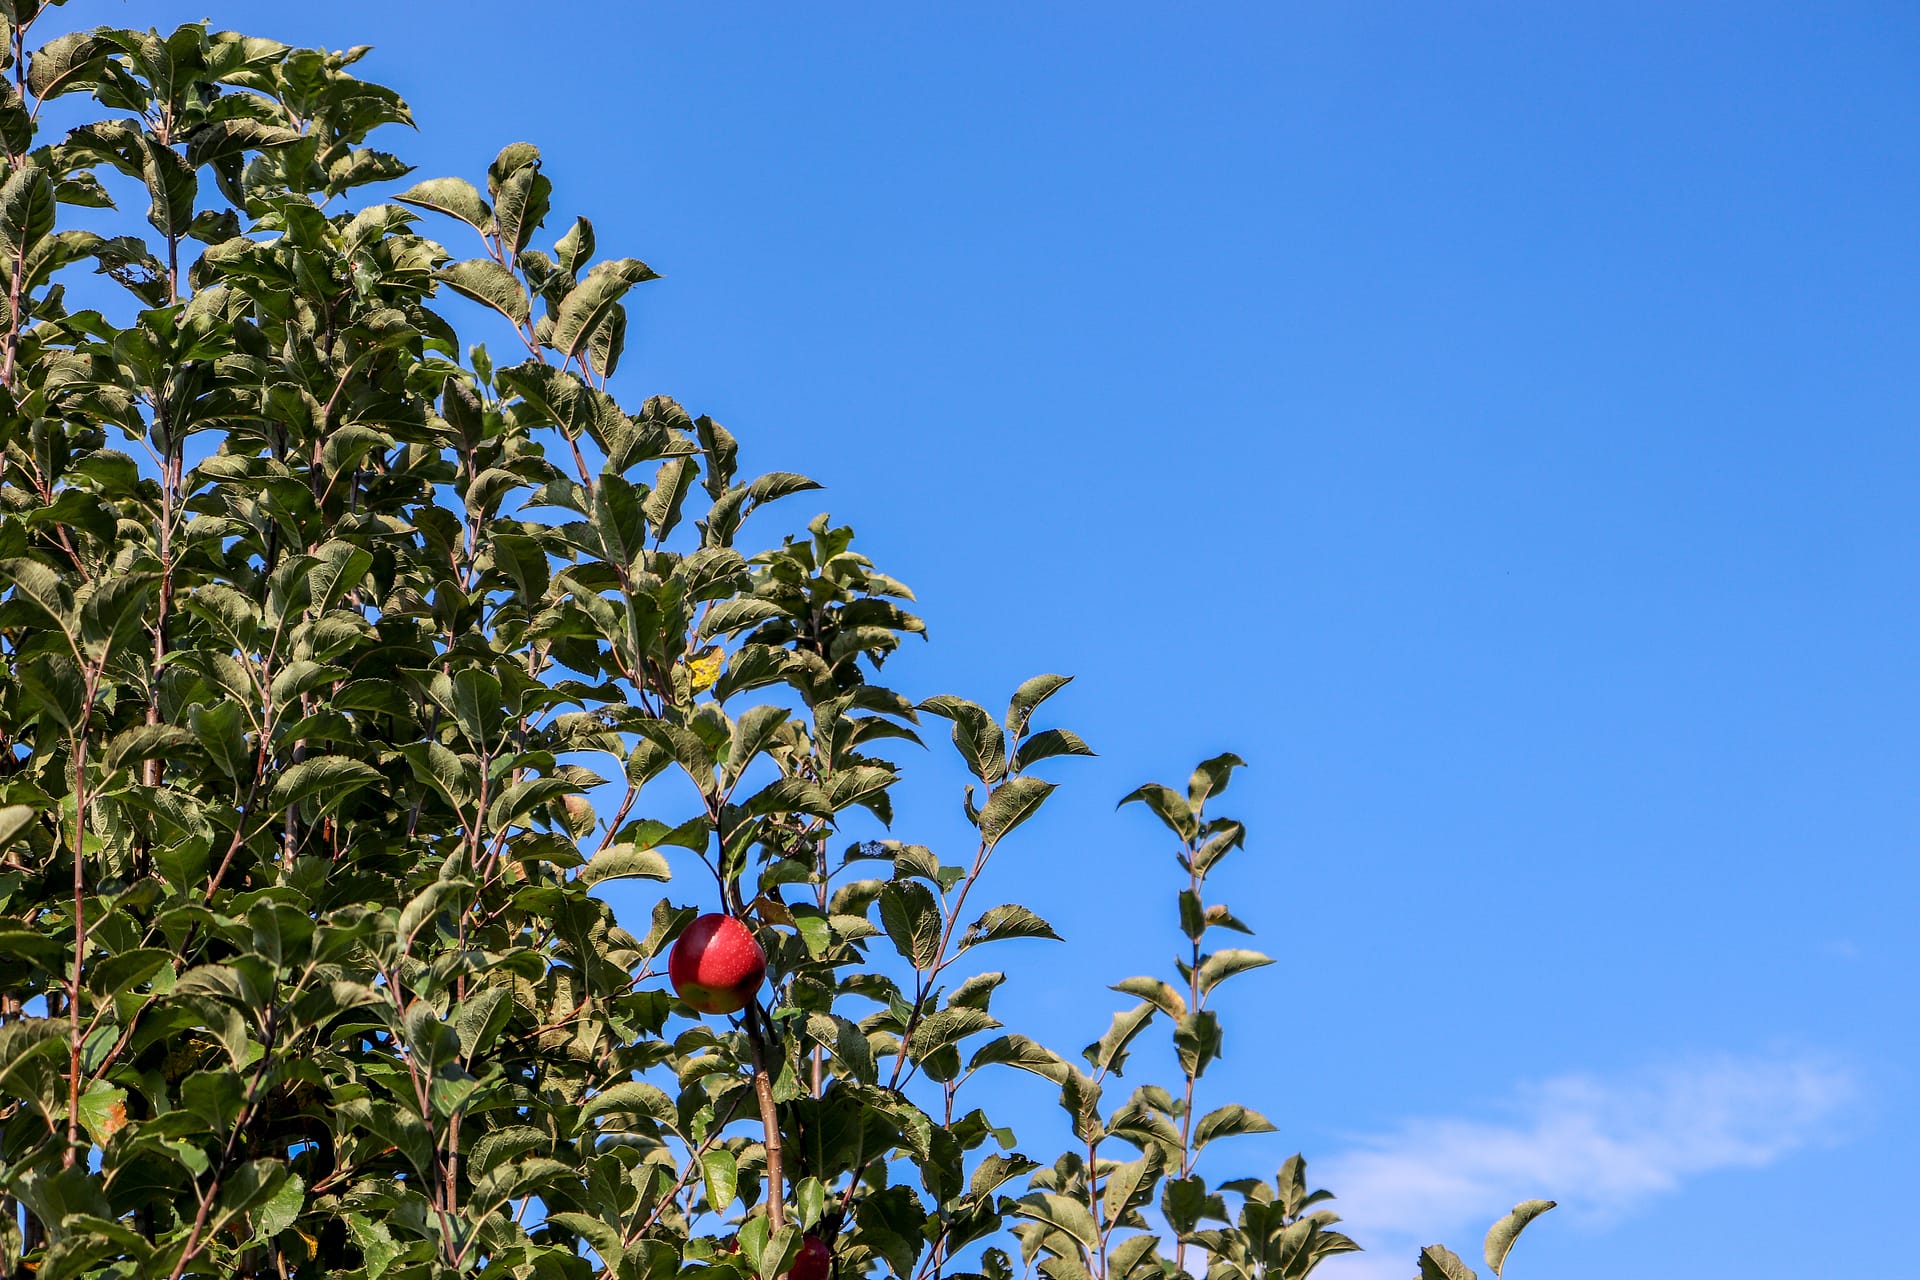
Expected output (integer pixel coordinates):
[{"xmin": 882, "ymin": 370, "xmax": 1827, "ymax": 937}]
[{"xmin": 68, "ymin": 1, "xmax": 1920, "ymax": 1274}]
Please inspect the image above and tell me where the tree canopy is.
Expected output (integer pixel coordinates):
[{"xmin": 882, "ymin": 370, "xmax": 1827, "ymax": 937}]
[{"xmin": 0, "ymin": 5, "xmax": 1548, "ymax": 1279}]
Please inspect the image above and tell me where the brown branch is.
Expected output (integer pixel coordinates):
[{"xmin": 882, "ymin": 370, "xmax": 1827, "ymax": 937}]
[
  {"xmin": 63, "ymin": 666, "xmax": 101, "ymax": 1168},
  {"xmin": 743, "ymin": 1002, "xmax": 786, "ymax": 1232}
]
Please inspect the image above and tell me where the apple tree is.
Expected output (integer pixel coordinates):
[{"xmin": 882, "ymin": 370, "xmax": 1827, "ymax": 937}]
[{"xmin": 0, "ymin": 4, "xmax": 1551, "ymax": 1278}]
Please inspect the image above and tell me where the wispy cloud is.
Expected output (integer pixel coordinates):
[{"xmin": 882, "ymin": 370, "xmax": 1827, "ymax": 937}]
[{"xmin": 1313, "ymin": 1052, "xmax": 1855, "ymax": 1279}]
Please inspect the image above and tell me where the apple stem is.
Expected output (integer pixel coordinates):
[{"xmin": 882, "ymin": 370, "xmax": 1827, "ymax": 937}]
[{"xmin": 744, "ymin": 1002, "xmax": 787, "ymax": 1232}]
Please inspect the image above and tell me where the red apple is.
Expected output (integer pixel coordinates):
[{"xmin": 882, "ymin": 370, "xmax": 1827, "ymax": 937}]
[
  {"xmin": 788, "ymin": 1235, "xmax": 832, "ymax": 1280},
  {"xmin": 668, "ymin": 913, "xmax": 766, "ymax": 1015}
]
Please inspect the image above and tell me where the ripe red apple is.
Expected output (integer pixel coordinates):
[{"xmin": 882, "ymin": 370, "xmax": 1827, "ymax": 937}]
[
  {"xmin": 668, "ymin": 913, "xmax": 766, "ymax": 1015},
  {"xmin": 788, "ymin": 1235, "xmax": 832, "ymax": 1280}
]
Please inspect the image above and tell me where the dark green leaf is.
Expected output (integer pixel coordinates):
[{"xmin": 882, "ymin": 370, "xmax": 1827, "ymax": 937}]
[
  {"xmin": 878, "ymin": 880, "xmax": 942, "ymax": 970},
  {"xmin": 919, "ymin": 695, "xmax": 1006, "ymax": 783},
  {"xmin": 959, "ymin": 904, "xmax": 1060, "ymax": 950},
  {"xmin": 0, "ymin": 161, "xmax": 54, "ymax": 259},
  {"xmin": 1192, "ymin": 1104, "xmax": 1275, "ymax": 1149},
  {"xmin": 549, "ymin": 257, "xmax": 657, "ymax": 357},
  {"xmin": 267, "ymin": 756, "xmax": 380, "ymax": 818},
  {"xmin": 1083, "ymin": 1002, "xmax": 1156, "ymax": 1076},
  {"xmin": 1006, "ymin": 673, "xmax": 1072, "ymax": 738},
  {"xmin": 1117, "ymin": 782, "xmax": 1196, "ymax": 841},
  {"xmin": 1187, "ymin": 752, "xmax": 1246, "ymax": 814},
  {"xmin": 978, "ymin": 776, "xmax": 1055, "ymax": 848},
  {"xmin": 1012, "ymin": 728, "xmax": 1094, "ymax": 772}
]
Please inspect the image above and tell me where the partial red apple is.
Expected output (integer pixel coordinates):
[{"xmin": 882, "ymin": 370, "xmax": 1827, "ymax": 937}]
[
  {"xmin": 789, "ymin": 1235, "xmax": 832, "ymax": 1280},
  {"xmin": 668, "ymin": 913, "xmax": 766, "ymax": 1015}
]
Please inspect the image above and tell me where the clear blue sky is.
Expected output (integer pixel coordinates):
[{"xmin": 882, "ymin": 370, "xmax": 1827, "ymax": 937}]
[{"xmin": 74, "ymin": 2, "xmax": 1919, "ymax": 1274}]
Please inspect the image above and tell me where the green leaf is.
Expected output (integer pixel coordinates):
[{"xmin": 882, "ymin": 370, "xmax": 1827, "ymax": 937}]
[
  {"xmin": 20, "ymin": 654, "xmax": 83, "ymax": 730},
  {"xmin": 181, "ymin": 582, "xmax": 259, "ymax": 652},
  {"xmin": 76, "ymin": 1080, "xmax": 126, "ymax": 1145},
  {"xmin": 725, "ymin": 704, "xmax": 790, "ymax": 785},
  {"xmin": 0, "ymin": 160, "xmax": 53, "ymax": 259},
  {"xmin": 269, "ymin": 660, "xmax": 350, "ymax": 706},
  {"xmin": 1419, "ymin": 1245, "xmax": 1479, "ymax": 1280},
  {"xmin": 1161, "ymin": 1175, "xmax": 1214, "ymax": 1234},
  {"xmin": 1109, "ymin": 976, "xmax": 1186, "ymax": 1019},
  {"xmin": 141, "ymin": 137, "xmax": 196, "ymax": 240},
  {"xmin": 397, "ymin": 877, "xmax": 470, "ymax": 948},
  {"xmin": 439, "ymin": 258, "xmax": 529, "ymax": 325},
  {"xmin": 78, "ymin": 571, "xmax": 156, "ymax": 659},
  {"xmin": 1172, "ymin": 1010, "xmax": 1220, "ymax": 1079},
  {"xmin": 211, "ymin": 1159, "xmax": 289, "ymax": 1232},
  {"xmin": 907, "ymin": 1007, "xmax": 1001, "ymax": 1061},
  {"xmin": 977, "ymin": 776, "xmax": 1055, "ymax": 848},
  {"xmin": 549, "ymin": 257, "xmax": 658, "ymax": 357},
  {"xmin": 1006, "ymin": 673, "xmax": 1072, "ymax": 738},
  {"xmin": 493, "ymin": 157, "xmax": 551, "ymax": 255},
  {"xmin": 582, "ymin": 1079, "xmax": 678, "ymax": 1127},
  {"xmin": 1484, "ymin": 1200, "xmax": 1556, "ymax": 1277},
  {"xmin": 1195, "ymin": 948, "xmax": 1273, "ymax": 995},
  {"xmin": 267, "ymin": 756, "xmax": 380, "ymax": 818},
  {"xmin": 919, "ymin": 695, "xmax": 1006, "ymax": 783},
  {"xmin": 1083, "ymin": 1002, "xmax": 1156, "ymax": 1076},
  {"xmin": 393, "ymin": 176, "xmax": 491, "ymax": 231},
  {"xmin": 321, "ymin": 425, "xmax": 394, "ymax": 482},
  {"xmin": 0, "ymin": 1019, "xmax": 65, "ymax": 1095},
  {"xmin": 1108, "ymin": 1235, "xmax": 1162, "ymax": 1280},
  {"xmin": 1192, "ymin": 1104, "xmax": 1275, "ymax": 1149},
  {"xmin": 347, "ymin": 1215, "xmax": 398, "ymax": 1279},
  {"xmin": 306, "ymin": 541, "xmax": 375, "ymax": 614},
  {"xmin": 488, "ymin": 142, "xmax": 541, "ymax": 193},
  {"xmin": 578, "ymin": 845, "xmax": 672, "ymax": 887},
  {"xmin": 250, "ymin": 1172, "xmax": 304, "ymax": 1243},
  {"xmin": 1117, "ymin": 782, "xmax": 1196, "ymax": 841},
  {"xmin": 806, "ymin": 1012, "xmax": 876, "ymax": 1085},
  {"xmin": 87, "ymin": 948, "xmax": 175, "ymax": 997},
  {"xmin": 0, "ymin": 556, "xmax": 75, "ymax": 637},
  {"xmin": 753, "ymin": 1225, "xmax": 799, "ymax": 1280},
  {"xmin": 548, "ymin": 1213, "xmax": 625, "ymax": 1271},
  {"xmin": 969, "ymin": 1152, "xmax": 1038, "ymax": 1200},
  {"xmin": 878, "ymin": 879, "xmax": 943, "ymax": 969},
  {"xmin": 1101, "ymin": 1152, "xmax": 1163, "ymax": 1228},
  {"xmin": 959, "ymin": 904, "xmax": 1060, "ymax": 950},
  {"xmin": 453, "ymin": 985, "xmax": 512, "ymax": 1059},
  {"xmin": 0, "ymin": 805, "xmax": 37, "ymax": 848},
  {"xmin": 1013, "ymin": 1192, "xmax": 1099, "ymax": 1255},
  {"xmin": 554, "ymin": 215, "xmax": 594, "ymax": 273},
  {"xmin": 702, "ymin": 1147, "xmax": 739, "ymax": 1212},
  {"xmin": 968, "ymin": 1034, "xmax": 1070, "ymax": 1083},
  {"xmin": 185, "ymin": 119, "xmax": 303, "ymax": 170},
  {"xmin": 398, "ymin": 741, "xmax": 472, "ymax": 810},
  {"xmin": 1187, "ymin": 752, "xmax": 1246, "ymax": 813},
  {"xmin": 745, "ymin": 470, "xmax": 822, "ymax": 505},
  {"xmin": 1012, "ymin": 727, "xmax": 1095, "ymax": 772},
  {"xmin": 642, "ymin": 454, "xmax": 696, "ymax": 539},
  {"xmin": 698, "ymin": 598, "xmax": 788, "ymax": 639},
  {"xmin": 1193, "ymin": 820, "xmax": 1247, "ymax": 876},
  {"xmin": 27, "ymin": 30, "xmax": 111, "ymax": 101},
  {"xmin": 471, "ymin": 1157, "xmax": 572, "ymax": 1212}
]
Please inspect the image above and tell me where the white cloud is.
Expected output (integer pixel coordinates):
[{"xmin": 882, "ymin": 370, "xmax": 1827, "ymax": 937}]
[{"xmin": 1311, "ymin": 1052, "xmax": 1855, "ymax": 1280}]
